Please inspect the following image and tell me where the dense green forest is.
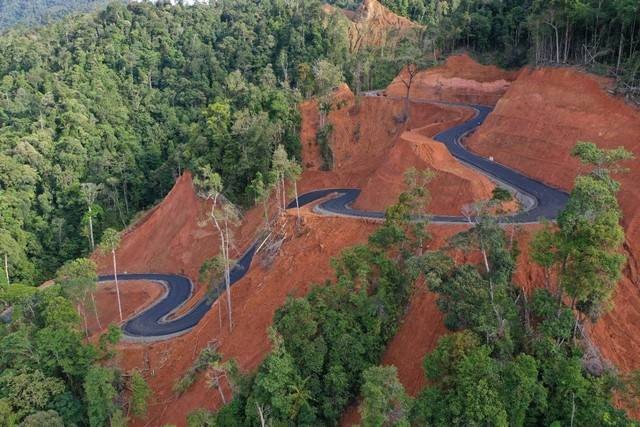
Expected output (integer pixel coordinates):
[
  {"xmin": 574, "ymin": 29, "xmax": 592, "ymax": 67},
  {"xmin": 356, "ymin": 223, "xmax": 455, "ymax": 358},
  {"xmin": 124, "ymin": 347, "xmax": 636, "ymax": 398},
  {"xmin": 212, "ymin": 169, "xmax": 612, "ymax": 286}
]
[
  {"xmin": 0, "ymin": 0, "xmax": 115, "ymax": 33},
  {"xmin": 0, "ymin": 0, "xmax": 362, "ymax": 285}
]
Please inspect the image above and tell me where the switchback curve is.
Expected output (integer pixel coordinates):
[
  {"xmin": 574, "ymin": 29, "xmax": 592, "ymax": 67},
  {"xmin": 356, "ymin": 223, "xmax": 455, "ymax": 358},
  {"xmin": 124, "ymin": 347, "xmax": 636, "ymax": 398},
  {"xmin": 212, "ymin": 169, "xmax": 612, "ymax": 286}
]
[{"xmin": 100, "ymin": 99, "xmax": 568, "ymax": 339}]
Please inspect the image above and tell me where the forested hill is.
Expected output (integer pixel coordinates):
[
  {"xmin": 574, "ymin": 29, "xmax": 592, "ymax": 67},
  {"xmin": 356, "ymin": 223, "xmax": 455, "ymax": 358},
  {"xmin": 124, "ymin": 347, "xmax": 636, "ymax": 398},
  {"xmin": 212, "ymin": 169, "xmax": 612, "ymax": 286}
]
[
  {"xmin": 0, "ymin": 0, "xmax": 358, "ymax": 285},
  {"xmin": 0, "ymin": 0, "xmax": 117, "ymax": 33}
]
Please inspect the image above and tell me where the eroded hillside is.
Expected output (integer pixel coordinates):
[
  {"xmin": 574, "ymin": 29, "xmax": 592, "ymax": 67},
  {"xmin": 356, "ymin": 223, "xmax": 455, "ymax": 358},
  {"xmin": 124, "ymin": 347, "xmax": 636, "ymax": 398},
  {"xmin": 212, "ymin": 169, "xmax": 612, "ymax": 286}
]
[
  {"xmin": 90, "ymin": 55, "xmax": 640, "ymax": 426},
  {"xmin": 465, "ymin": 67, "xmax": 640, "ymax": 372},
  {"xmin": 323, "ymin": 0, "xmax": 422, "ymax": 51}
]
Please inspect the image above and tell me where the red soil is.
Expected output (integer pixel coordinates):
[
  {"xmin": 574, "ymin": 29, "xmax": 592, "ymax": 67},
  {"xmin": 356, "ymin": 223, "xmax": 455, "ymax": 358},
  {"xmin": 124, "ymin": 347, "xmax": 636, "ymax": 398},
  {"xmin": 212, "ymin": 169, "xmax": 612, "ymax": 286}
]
[
  {"xmin": 299, "ymin": 84, "xmax": 496, "ymax": 215},
  {"xmin": 466, "ymin": 66, "xmax": 640, "ymax": 373},
  {"xmin": 87, "ymin": 280, "xmax": 164, "ymax": 335},
  {"xmin": 343, "ymin": 62, "xmax": 640, "ymax": 425},
  {"xmin": 101, "ymin": 66, "xmax": 500, "ymax": 425},
  {"xmin": 387, "ymin": 53, "xmax": 520, "ymax": 106},
  {"xmin": 116, "ymin": 210, "xmax": 377, "ymax": 426},
  {"xmin": 341, "ymin": 224, "xmax": 534, "ymax": 426},
  {"xmin": 353, "ymin": 126, "xmax": 494, "ymax": 215},
  {"xmin": 101, "ymin": 54, "xmax": 640, "ymax": 425},
  {"xmin": 92, "ymin": 172, "xmax": 267, "ymax": 300}
]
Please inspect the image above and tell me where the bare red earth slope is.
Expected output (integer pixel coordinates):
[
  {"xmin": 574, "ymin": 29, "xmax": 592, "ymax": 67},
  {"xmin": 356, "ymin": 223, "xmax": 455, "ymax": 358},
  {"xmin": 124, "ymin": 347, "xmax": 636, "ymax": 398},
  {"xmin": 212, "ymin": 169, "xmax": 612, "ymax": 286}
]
[{"xmin": 100, "ymin": 55, "xmax": 640, "ymax": 426}]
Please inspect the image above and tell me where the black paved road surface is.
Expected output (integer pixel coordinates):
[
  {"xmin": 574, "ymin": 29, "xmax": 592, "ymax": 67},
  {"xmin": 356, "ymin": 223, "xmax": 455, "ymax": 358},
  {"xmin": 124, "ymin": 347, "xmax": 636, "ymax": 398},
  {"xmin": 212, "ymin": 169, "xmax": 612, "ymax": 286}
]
[{"xmin": 103, "ymin": 100, "xmax": 568, "ymax": 339}]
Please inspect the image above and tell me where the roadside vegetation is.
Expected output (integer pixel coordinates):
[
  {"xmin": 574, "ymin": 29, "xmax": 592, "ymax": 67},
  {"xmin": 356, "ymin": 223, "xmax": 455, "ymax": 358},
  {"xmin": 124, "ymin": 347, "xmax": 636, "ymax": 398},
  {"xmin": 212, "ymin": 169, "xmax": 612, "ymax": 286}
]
[
  {"xmin": 187, "ymin": 143, "xmax": 639, "ymax": 426},
  {"xmin": 0, "ymin": 271, "xmax": 152, "ymax": 425}
]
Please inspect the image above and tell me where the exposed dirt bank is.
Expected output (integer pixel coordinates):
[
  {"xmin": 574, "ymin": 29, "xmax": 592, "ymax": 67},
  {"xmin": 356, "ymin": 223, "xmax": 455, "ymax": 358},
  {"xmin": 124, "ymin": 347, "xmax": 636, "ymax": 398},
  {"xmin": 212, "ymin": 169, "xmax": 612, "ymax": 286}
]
[
  {"xmin": 102, "ymin": 55, "xmax": 640, "ymax": 426},
  {"xmin": 386, "ymin": 53, "xmax": 519, "ymax": 106},
  {"xmin": 92, "ymin": 173, "xmax": 266, "ymax": 298},
  {"xmin": 117, "ymin": 210, "xmax": 377, "ymax": 426},
  {"xmin": 324, "ymin": 0, "xmax": 422, "ymax": 52},
  {"xmin": 102, "ymin": 70, "xmax": 501, "ymax": 424},
  {"xmin": 465, "ymin": 66, "xmax": 640, "ymax": 373},
  {"xmin": 353, "ymin": 125, "xmax": 495, "ymax": 214},
  {"xmin": 300, "ymin": 84, "xmax": 497, "ymax": 215}
]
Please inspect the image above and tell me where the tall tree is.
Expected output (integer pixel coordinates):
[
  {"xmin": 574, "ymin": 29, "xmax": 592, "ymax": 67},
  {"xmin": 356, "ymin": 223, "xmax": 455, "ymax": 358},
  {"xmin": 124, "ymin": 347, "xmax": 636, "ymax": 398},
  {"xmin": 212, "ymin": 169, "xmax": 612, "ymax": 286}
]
[
  {"xmin": 531, "ymin": 142, "xmax": 633, "ymax": 322},
  {"xmin": 194, "ymin": 166, "xmax": 240, "ymax": 332},
  {"xmin": 199, "ymin": 255, "xmax": 226, "ymax": 331},
  {"xmin": 0, "ymin": 231, "xmax": 16, "ymax": 286},
  {"xmin": 80, "ymin": 183, "xmax": 102, "ymax": 251},
  {"xmin": 359, "ymin": 365, "xmax": 412, "ymax": 427},
  {"xmin": 249, "ymin": 172, "xmax": 272, "ymax": 231},
  {"xmin": 99, "ymin": 228, "xmax": 123, "ymax": 322},
  {"xmin": 55, "ymin": 258, "xmax": 99, "ymax": 336},
  {"xmin": 286, "ymin": 158, "xmax": 303, "ymax": 224},
  {"xmin": 271, "ymin": 145, "xmax": 290, "ymax": 214}
]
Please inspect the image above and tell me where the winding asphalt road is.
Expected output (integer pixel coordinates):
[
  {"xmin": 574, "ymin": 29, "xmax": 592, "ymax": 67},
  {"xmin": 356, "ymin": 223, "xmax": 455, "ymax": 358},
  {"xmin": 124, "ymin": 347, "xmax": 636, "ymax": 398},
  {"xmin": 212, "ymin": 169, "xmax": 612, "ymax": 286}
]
[{"xmin": 100, "ymin": 100, "xmax": 568, "ymax": 339}]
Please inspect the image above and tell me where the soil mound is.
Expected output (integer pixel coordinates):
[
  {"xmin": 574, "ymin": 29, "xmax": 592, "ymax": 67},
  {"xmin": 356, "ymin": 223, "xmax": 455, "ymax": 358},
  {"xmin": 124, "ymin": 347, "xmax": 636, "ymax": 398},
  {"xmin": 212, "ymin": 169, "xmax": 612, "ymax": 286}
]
[
  {"xmin": 386, "ymin": 53, "xmax": 519, "ymax": 105},
  {"xmin": 466, "ymin": 66, "xmax": 640, "ymax": 372},
  {"xmin": 353, "ymin": 128, "xmax": 495, "ymax": 215}
]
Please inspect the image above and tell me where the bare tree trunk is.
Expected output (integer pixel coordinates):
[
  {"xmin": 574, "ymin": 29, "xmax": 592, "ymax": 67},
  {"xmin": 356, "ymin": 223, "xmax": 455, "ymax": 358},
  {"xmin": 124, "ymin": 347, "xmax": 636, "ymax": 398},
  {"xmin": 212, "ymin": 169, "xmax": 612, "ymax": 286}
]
[
  {"xmin": 570, "ymin": 392, "xmax": 576, "ymax": 427},
  {"xmin": 79, "ymin": 304, "xmax": 89, "ymax": 337},
  {"xmin": 123, "ymin": 181, "xmax": 130, "ymax": 216},
  {"xmin": 256, "ymin": 403, "xmax": 267, "ymax": 427},
  {"xmin": 91, "ymin": 293, "xmax": 102, "ymax": 330},
  {"xmin": 263, "ymin": 199, "xmax": 270, "ymax": 230},
  {"xmin": 481, "ymin": 247, "xmax": 490, "ymax": 274},
  {"xmin": 554, "ymin": 24, "xmax": 560, "ymax": 63},
  {"xmin": 210, "ymin": 202, "xmax": 232, "ymax": 332},
  {"xmin": 617, "ymin": 31, "xmax": 625, "ymax": 73},
  {"xmin": 3, "ymin": 253, "xmax": 8, "ymax": 286},
  {"xmin": 293, "ymin": 180, "xmax": 301, "ymax": 223},
  {"xmin": 88, "ymin": 206, "xmax": 95, "ymax": 251},
  {"xmin": 404, "ymin": 90, "xmax": 410, "ymax": 121},
  {"xmin": 564, "ymin": 19, "xmax": 570, "ymax": 63},
  {"xmin": 217, "ymin": 286, "xmax": 223, "ymax": 331},
  {"xmin": 522, "ymin": 288, "xmax": 531, "ymax": 334},
  {"xmin": 224, "ymin": 222, "xmax": 232, "ymax": 332},
  {"xmin": 112, "ymin": 249, "xmax": 123, "ymax": 321},
  {"xmin": 281, "ymin": 175, "xmax": 286, "ymax": 212},
  {"xmin": 214, "ymin": 372, "xmax": 226, "ymax": 404}
]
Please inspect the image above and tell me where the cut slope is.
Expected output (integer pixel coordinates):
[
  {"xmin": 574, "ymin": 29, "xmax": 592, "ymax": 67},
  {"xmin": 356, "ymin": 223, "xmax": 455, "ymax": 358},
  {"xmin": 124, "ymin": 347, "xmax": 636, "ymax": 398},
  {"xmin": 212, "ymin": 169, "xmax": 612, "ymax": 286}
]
[
  {"xmin": 386, "ymin": 53, "xmax": 519, "ymax": 105},
  {"xmin": 324, "ymin": 0, "xmax": 422, "ymax": 51},
  {"xmin": 466, "ymin": 66, "xmax": 640, "ymax": 372},
  {"xmin": 299, "ymin": 84, "xmax": 495, "ymax": 215},
  {"xmin": 92, "ymin": 173, "xmax": 265, "ymax": 296}
]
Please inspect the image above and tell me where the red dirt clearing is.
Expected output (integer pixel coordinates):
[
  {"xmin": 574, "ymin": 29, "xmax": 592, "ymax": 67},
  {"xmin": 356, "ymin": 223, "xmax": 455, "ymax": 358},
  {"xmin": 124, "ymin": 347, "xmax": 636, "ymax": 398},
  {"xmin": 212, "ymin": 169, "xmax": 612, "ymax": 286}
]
[
  {"xmin": 117, "ymin": 210, "xmax": 377, "ymax": 426},
  {"xmin": 88, "ymin": 280, "xmax": 164, "ymax": 336},
  {"xmin": 101, "ymin": 53, "xmax": 640, "ymax": 426}
]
